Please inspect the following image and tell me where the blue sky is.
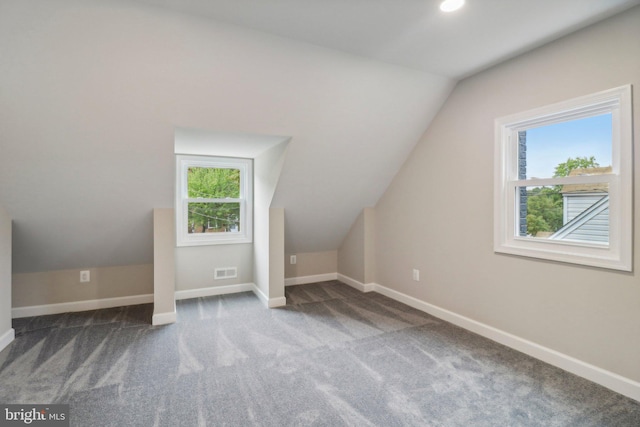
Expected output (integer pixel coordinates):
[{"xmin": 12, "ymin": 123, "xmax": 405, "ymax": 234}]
[{"xmin": 524, "ymin": 113, "xmax": 612, "ymax": 179}]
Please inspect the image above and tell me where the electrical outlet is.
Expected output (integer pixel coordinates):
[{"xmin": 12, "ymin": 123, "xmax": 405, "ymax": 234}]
[
  {"xmin": 412, "ymin": 269, "xmax": 420, "ymax": 282},
  {"xmin": 80, "ymin": 270, "xmax": 91, "ymax": 283},
  {"xmin": 290, "ymin": 255, "xmax": 297, "ymax": 265}
]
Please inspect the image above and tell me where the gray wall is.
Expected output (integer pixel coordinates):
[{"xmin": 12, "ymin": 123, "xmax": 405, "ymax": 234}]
[
  {"xmin": 285, "ymin": 251, "xmax": 337, "ymax": 279},
  {"xmin": 175, "ymin": 244, "xmax": 253, "ymax": 291},
  {"xmin": 338, "ymin": 207, "xmax": 375, "ymax": 284},
  {"xmin": 373, "ymin": 7, "xmax": 640, "ymax": 383},
  {"xmin": 0, "ymin": 0, "xmax": 452, "ymax": 276},
  {"xmin": 12, "ymin": 264, "xmax": 153, "ymax": 308},
  {"xmin": 338, "ymin": 210, "xmax": 366, "ymax": 283}
]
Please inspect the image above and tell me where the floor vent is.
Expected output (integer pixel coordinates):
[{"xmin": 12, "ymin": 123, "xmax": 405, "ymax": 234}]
[{"xmin": 214, "ymin": 267, "xmax": 238, "ymax": 280}]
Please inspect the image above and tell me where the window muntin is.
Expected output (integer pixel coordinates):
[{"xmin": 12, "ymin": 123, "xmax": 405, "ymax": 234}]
[
  {"xmin": 176, "ymin": 156, "xmax": 252, "ymax": 246},
  {"xmin": 494, "ymin": 85, "xmax": 632, "ymax": 271}
]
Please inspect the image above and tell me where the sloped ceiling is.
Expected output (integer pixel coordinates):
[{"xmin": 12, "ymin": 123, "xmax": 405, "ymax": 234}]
[
  {"xmin": 0, "ymin": 0, "xmax": 452, "ymax": 273},
  {"xmin": 0, "ymin": 0, "xmax": 636, "ymax": 273},
  {"xmin": 132, "ymin": 0, "xmax": 638, "ymax": 78}
]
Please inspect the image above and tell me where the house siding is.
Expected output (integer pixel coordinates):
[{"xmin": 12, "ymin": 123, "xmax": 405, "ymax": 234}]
[
  {"xmin": 565, "ymin": 194, "xmax": 606, "ymax": 222},
  {"xmin": 562, "ymin": 208, "xmax": 609, "ymax": 242},
  {"xmin": 560, "ymin": 194, "xmax": 609, "ymax": 242}
]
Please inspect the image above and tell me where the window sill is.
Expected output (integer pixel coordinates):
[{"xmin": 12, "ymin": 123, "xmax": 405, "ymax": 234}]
[
  {"xmin": 495, "ymin": 240, "xmax": 630, "ymax": 271},
  {"xmin": 177, "ymin": 234, "xmax": 252, "ymax": 247}
]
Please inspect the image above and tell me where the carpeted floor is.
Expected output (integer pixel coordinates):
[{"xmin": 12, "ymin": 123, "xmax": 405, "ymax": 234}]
[{"xmin": 1, "ymin": 280, "xmax": 639, "ymax": 426}]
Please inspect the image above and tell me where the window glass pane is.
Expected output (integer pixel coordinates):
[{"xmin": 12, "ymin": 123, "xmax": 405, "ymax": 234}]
[
  {"xmin": 187, "ymin": 167, "xmax": 240, "ymax": 198},
  {"xmin": 517, "ymin": 184, "xmax": 609, "ymax": 244},
  {"xmin": 519, "ymin": 113, "xmax": 612, "ymax": 180},
  {"xmin": 187, "ymin": 202, "xmax": 240, "ymax": 234}
]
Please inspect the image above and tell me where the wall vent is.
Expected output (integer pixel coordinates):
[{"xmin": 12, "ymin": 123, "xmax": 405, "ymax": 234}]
[{"xmin": 214, "ymin": 267, "xmax": 238, "ymax": 280}]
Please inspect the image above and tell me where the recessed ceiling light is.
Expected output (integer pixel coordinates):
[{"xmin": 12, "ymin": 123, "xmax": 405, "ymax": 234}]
[{"xmin": 440, "ymin": 0, "xmax": 465, "ymax": 13}]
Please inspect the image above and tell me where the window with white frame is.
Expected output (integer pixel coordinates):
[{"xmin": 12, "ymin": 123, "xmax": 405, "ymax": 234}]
[
  {"xmin": 494, "ymin": 85, "xmax": 632, "ymax": 271},
  {"xmin": 176, "ymin": 155, "xmax": 252, "ymax": 246}
]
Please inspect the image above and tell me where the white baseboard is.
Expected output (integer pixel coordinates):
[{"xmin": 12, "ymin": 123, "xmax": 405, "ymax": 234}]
[
  {"xmin": 175, "ymin": 283, "xmax": 254, "ymax": 300},
  {"xmin": 336, "ymin": 274, "xmax": 376, "ymax": 292},
  {"xmin": 252, "ymin": 285, "xmax": 287, "ymax": 308},
  {"xmin": 282, "ymin": 274, "xmax": 640, "ymax": 400},
  {"xmin": 176, "ymin": 282, "xmax": 287, "ymax": 307},
  {"xmin": 268, "ymin": 296, "xmax": 287, "ymax": 308},
  {"xmin": 0, "ymin": 328, "xmax": 15, "ymax": 353},
  {"xmin": 152, "ymin": 309, "xmax": 176, "ymax": 326},
  {"xmin": 373, "ymin": 283, "xmax": 640, "ymax": 402},
  {"xmin": 285, "ymin": 273, "xmax": 338, "ymax": 287},
  {"xmin": 153, "ymin": 300, "xmax": 176, "ymax": 326},
  {"xmin": 11, "ymin": 294, "xmax": 154, "ymax": 319},
  {"xmin": 252, "ymin": 284, "xmax": 269, "ymax": 307}
]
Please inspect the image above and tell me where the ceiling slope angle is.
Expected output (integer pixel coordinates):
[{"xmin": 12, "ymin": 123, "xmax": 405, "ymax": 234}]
[
  {"xmin": 2, "ymin": 0, "xmax": 637, "ymax": 272},
  {"xmin": 0, "ymin": 0, "xmax": 453, "ymax": 272},
  {"xmin": 131, "ymin": 0, "xmax": 639, "ymax": 78}
]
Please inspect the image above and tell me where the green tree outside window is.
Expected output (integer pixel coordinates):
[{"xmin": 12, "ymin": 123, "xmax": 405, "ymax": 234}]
[
  {"xmin": 187, "ymin": 167, "xmax": 241, "ymax": 233},
  {"xmin": 526, "ymin": 156, "xmax": 600, "ymax": 236}
]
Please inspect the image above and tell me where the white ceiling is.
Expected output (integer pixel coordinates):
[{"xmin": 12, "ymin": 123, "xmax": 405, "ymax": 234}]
[{"xmin": 133, "ymin": 0, "xmax": 639, "ymax": 78}]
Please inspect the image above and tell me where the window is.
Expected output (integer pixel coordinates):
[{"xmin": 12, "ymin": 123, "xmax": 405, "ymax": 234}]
[
  {"xmin": 494, "ymin": 85, "xmax": 632, "ymax": 271},
  {"xmin": 176, "ymin": 155, "xmax": 252, "ymax": 246}
]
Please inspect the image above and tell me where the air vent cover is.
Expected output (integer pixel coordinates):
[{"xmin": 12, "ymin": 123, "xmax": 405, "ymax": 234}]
[{"xmin": 214, "ymin": 267, "xmax": 238, "ymax": 280}]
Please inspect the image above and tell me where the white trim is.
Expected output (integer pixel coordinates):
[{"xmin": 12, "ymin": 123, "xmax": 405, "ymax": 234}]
[
  {"xmin": 336, "ymin": 274, "xmax": 376, "ymax": 292},
  {"xmin": 175, "ymin": 283, "xmax": 254, "ymax": 300},
  {"xmin": 152, "ymin": 310, "xmax": 177, "ymax": 326},
  {"xmin": 252, "ymin": 284, "xmax": 268, "ymax": 305},
  {"xmin": 175, "ymin": 155, "xmax": 253, "ymax": 247},
  {"xmin": 373, "ymin": 283, "xmax": 640, "ymax": 402},
  {"xmin": 268, "ymin": 297, "xmax": 287, "ymax": 308},
  {"xmin": 285, "ymin": 273, "xmax": 338, "ymax": 286},
  {"xmin": 11, "ymin": 294, "xmax": 154, "ymax": 319},
  {"xmin": 176, "ymin": 283, "xmax": 285, "ymax": 307},
  {"xmin": 251, "ymin": 284, "xmax": 287, "ymax": 308},
  {"xmin": 153, "ymin": 300, "xmax": 176, "ymax": 326},
  {"xmin": 0, "ymin": 328, "xmax": 15, "ymax": 353},
  {"xmin": 494, "ymin": 84, "xmax": 633, "ymax": 271}
]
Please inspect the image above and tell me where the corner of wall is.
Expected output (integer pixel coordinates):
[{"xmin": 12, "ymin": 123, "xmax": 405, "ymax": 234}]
[
  {"xmin": 268, "ymin": 207, "xmax": 285, "ymax": 301},
  {"xmin": 153, "ymin": 208, "xmax": 176, "ymax": 325},
  {"xmin": 253, "ymin": 138, "xmax": 290, "ymax": 302},
  {"xmin": 337, "ymin": 207, "xmax": 376, "ymax": 285},
  {"xmin": 0, "ymin": 206, "xmax": 14, "ymax": 352},
  {"xmin": 284, "ymin": 250, "xmax": 338, "ymax": 281},
  {"xmin": 363, "ymin": 207, "xmax": 376, "ymax": 284}
]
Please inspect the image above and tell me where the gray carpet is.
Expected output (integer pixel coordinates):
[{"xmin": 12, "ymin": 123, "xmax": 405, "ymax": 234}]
[{"xmin": 1, "ymin": 280, "xmax": 639, "ymax": 426}]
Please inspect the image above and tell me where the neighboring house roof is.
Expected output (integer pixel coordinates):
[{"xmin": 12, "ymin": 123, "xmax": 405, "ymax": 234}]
[{"xmin": 561, "ymin": 166, "xmax": 612, "ymax": 194}]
